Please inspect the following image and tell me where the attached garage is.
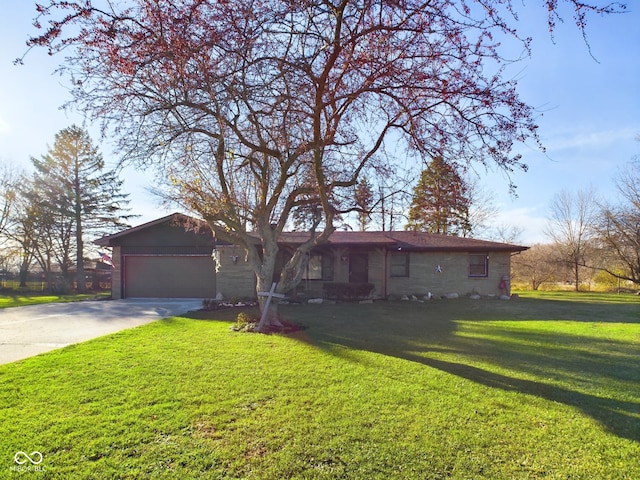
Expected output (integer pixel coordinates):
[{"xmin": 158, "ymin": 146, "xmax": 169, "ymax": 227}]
[
  {"xmin": 123, "ymin": 255, "xmax": 216, "ymax": 298},
  {"xmin": 96, "ymin": 213, "xmax": 219, "ymax": 299}
]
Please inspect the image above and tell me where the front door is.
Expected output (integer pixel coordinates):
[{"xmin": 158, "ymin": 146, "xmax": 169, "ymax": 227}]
[{"xmin": 349, "ymin": 253, "xmax": 369, "ymax": 283}]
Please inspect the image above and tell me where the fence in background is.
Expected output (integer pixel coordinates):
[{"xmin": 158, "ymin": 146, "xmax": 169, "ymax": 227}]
[{"xmin": 0, "ymin": 271, "xmax": 111, "ymax": 294}]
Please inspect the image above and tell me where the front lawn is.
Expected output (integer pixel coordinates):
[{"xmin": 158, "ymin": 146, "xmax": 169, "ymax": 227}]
[
  {"xmin": 0, "ymin": 293, "xmax": 109, "ymax": 309},
  {"xmin": 1, "ymin": 293, "xmax": 638, "ymax": 478}
]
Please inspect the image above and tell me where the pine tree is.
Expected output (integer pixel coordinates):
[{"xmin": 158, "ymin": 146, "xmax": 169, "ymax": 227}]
[
  {"xmin": 406, "ymin": 157, "xmax": 471, "ymax": 236},
  {"xmin": 354, "ymin": 176, "xmax": 374, "ymax": 231},
  {"xmin": 29, "ymin": 125, "xmax": 133, "ymax": 292}
]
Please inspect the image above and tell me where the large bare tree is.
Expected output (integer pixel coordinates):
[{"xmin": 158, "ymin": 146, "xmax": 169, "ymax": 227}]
[
  {"xmin": 0, "ymin": 165, "xmax": 18, "ymax": 245},
  {"xmin": 597, "ymin": 156, "xmax": 640, "ymax": 288},
  {"xmin": 22, "ymin": 0, "xmax": 624, "ymax": 327},
  {"xmin": 545, "ymin": 187, "xmax": 600, "ymax": 290}
]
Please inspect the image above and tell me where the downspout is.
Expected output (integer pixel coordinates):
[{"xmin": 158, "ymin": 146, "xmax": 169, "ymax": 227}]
[
  {"xmin": 383, "ymin": 248, "xmax": 388, "ymax": 299},
  {"xmin": 119, "ymin": 251, "xmax": 125, "ymax": 299}
]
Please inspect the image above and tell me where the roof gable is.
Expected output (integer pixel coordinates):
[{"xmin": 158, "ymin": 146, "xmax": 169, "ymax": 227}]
[{"xmin": 95, "ymin": 213, "xmax": 214, "ymax": 247}]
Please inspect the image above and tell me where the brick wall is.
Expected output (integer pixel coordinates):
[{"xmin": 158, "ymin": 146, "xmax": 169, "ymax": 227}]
[
  {"xmin": 387, "ymin": 251, "xmax": 511, "ymax": 297},
  {"xmin": 214, "ymin": 246, "xmax": 513, "ymax": 300},
  {"xmin": 215, "ymin": 245, "xmax": 257, "ymax": 299},
  {"xmin": 367, "ymin": 249, "xmax": 385, "ymax": 297}
]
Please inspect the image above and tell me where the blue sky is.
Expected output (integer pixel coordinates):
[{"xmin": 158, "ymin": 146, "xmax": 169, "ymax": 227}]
[{"xmin": 1, "ymin": 2, "xmax": 639, "ymax": 244}]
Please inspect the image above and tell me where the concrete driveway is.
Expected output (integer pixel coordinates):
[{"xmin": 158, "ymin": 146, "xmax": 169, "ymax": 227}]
[{"xmin": 0, "ymin": 298, "xmax": 203, "ymax": 365}]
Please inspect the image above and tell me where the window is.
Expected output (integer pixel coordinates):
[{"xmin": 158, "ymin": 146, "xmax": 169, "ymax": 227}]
[
  {"xmin": 390, "ymin": 252, "xmax": 410, "ymax": 277},
  {"xmin": 469, "ymin": 254, "xmax": 489, "ymax": 277},
  {"xmin": 303, "ymin": 254, "xmax": 334, "ymax": 280},
  {"xmin": 304, "ymin": 254, "xmax": 323, "ymax": 280}
]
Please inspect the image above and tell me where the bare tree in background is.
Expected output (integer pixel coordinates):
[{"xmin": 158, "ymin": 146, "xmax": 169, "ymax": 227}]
[
  {"xmin": 597, "ymin": 155, "xmax": 640, "ymax": 289},
  {"xmin": 465, "ymin": 176, "xmax": 501, "ymax": 240},
  {"xmin": 511, "ymin": 243, "xmax": 558, "ymax": 290},
  {"xmin": 490, "ymin": 224, "xmax": 525, "ymax": 244},
  {"xmin": 0, "ymin": 165, "xmax": 19, "ymax": 245},
  {"xmin": 545, "ymin": 187, "xmax": 599, "ymax": 290}
]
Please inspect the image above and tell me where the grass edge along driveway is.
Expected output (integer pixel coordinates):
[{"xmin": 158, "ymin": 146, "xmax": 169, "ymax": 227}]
[
  {"xmin": 0, "ymin": 293, "xmax": 109, "ymax": 309},
  {"xmin": 0, "ymin": 292, "xmax": 638, "ymax": 479}
]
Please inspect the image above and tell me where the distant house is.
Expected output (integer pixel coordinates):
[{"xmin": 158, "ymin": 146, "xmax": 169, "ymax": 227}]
[{"xmin": 96, "ymin": 213, "xmax": 528, "ymax": 300}]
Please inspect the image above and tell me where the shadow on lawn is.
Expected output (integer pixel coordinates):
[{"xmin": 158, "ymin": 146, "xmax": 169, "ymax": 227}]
[{"xmin": 284, "ymin": 299, "xmax": 640, "ymax": 443}]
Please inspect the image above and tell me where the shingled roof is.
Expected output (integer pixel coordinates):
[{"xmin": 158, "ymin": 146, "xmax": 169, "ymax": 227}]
[
  {"xmin": 276, "ymin": 230, "xmax": 527, "ymax": 252},
  {"xmin": 96, "ymin": 213, "xmax": 527, "ymax": 253}
]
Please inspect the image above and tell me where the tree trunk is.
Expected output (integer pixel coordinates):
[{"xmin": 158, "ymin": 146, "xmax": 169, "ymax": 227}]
[
  {"xmin": 75, "ymin": 169, "xmax": 86, "ymax": 293},
  {"xmin": 255, "ymin": 277, "xmax": 284, "ymax": 332},
  {"xmin": 76, "ymin": 236, "xmax": 86, "ymax": 293},
  {"xmin": 254, "ymin": 239, "xmax": 284, "ymax": 332},
  {"xmin": 45, "ymin": 259, "xmax": 53, "ymax": 293},
  {"xmin": 19, "ymin": 259, "xmax": 29, "ymax": 288}
]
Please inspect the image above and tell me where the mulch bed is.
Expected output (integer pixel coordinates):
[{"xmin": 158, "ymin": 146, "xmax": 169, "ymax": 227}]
[{"xmin": 184, "ymin": 308, "xmax": 306, "ymax": 334}]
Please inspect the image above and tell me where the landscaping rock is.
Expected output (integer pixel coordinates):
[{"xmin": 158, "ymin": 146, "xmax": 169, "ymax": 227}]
[
  {"xmin": 499, "ymin": 295, "xmax": 511, "ymax": 300},
  {"xmin": 401, "ymin": 295, "xmax": 409, "ymax": 301},
  {"xmin": 446, "ymin": 292, "xmax": 459, "ymax": 299},
  {"xmin": 308, "ymin": 298, "xmax": 324, "ymax": 304},
  {"xmin": 469, "ymin": 294, "xmax": 481, "ymax": 300},
  {"xmin": 215, "ymin": 292, "xmax": 224, "ymax": 301},
  {"xmin": 410, "ymin": 295, "xmax": 418, "ymax": 301}
]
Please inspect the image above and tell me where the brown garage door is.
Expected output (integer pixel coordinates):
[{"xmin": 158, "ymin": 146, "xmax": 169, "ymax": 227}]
[{"xmin": 124, "ymin": 255, "xmax": 216, "ymax": 298}]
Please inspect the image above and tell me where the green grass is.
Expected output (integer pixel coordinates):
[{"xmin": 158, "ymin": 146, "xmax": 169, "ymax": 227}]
[
  {"xmin": 0, "ymin": 293, "xmax": 109, "ymax": 309},
  {"xmin": 515, "ymin": 289, "xmax": 640, "ymax": 304},
  {"xmin": 1, "ymin": 293, "xmax": 639, "ymax": 478}
]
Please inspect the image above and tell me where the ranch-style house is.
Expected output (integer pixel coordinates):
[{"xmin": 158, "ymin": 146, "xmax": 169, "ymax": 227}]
[{"xmin": 95, "ymin": 213, "xmax": 528, "ymax": 300}]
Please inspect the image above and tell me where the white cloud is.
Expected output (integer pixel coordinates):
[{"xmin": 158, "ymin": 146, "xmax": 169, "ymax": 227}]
[
  {"xmin": 492, "ymin": 205, "xmax": 549, "ymax": 245},
  {"xmin": 542, "ymin": 126, "xmax": 640, "ymax": 152}
]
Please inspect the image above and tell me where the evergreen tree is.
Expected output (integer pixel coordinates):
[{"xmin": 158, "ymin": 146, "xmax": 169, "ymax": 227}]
[
  {"xmin": 354, "ymin": 176, "xmax": 374, "ymax": 231},
  {"xmin": 29, "ymin": 125, "xmax": 133, "ymax": 292},
  {"xmin": 406, "ymin": 157, "xmax": 471, "ymax": 236}
]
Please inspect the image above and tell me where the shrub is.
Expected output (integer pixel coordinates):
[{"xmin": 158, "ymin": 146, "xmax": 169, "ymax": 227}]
[
  {"xmin": 231, "ymin": 311, "xmax": 257, "ymax": 332},
  {"xmin": 324, "ymin": 282, "xmax": 375, "ymax": 300},
  {"xmin": 202, "ymin": 299, "xmax": 219, "ymax": 310}
]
